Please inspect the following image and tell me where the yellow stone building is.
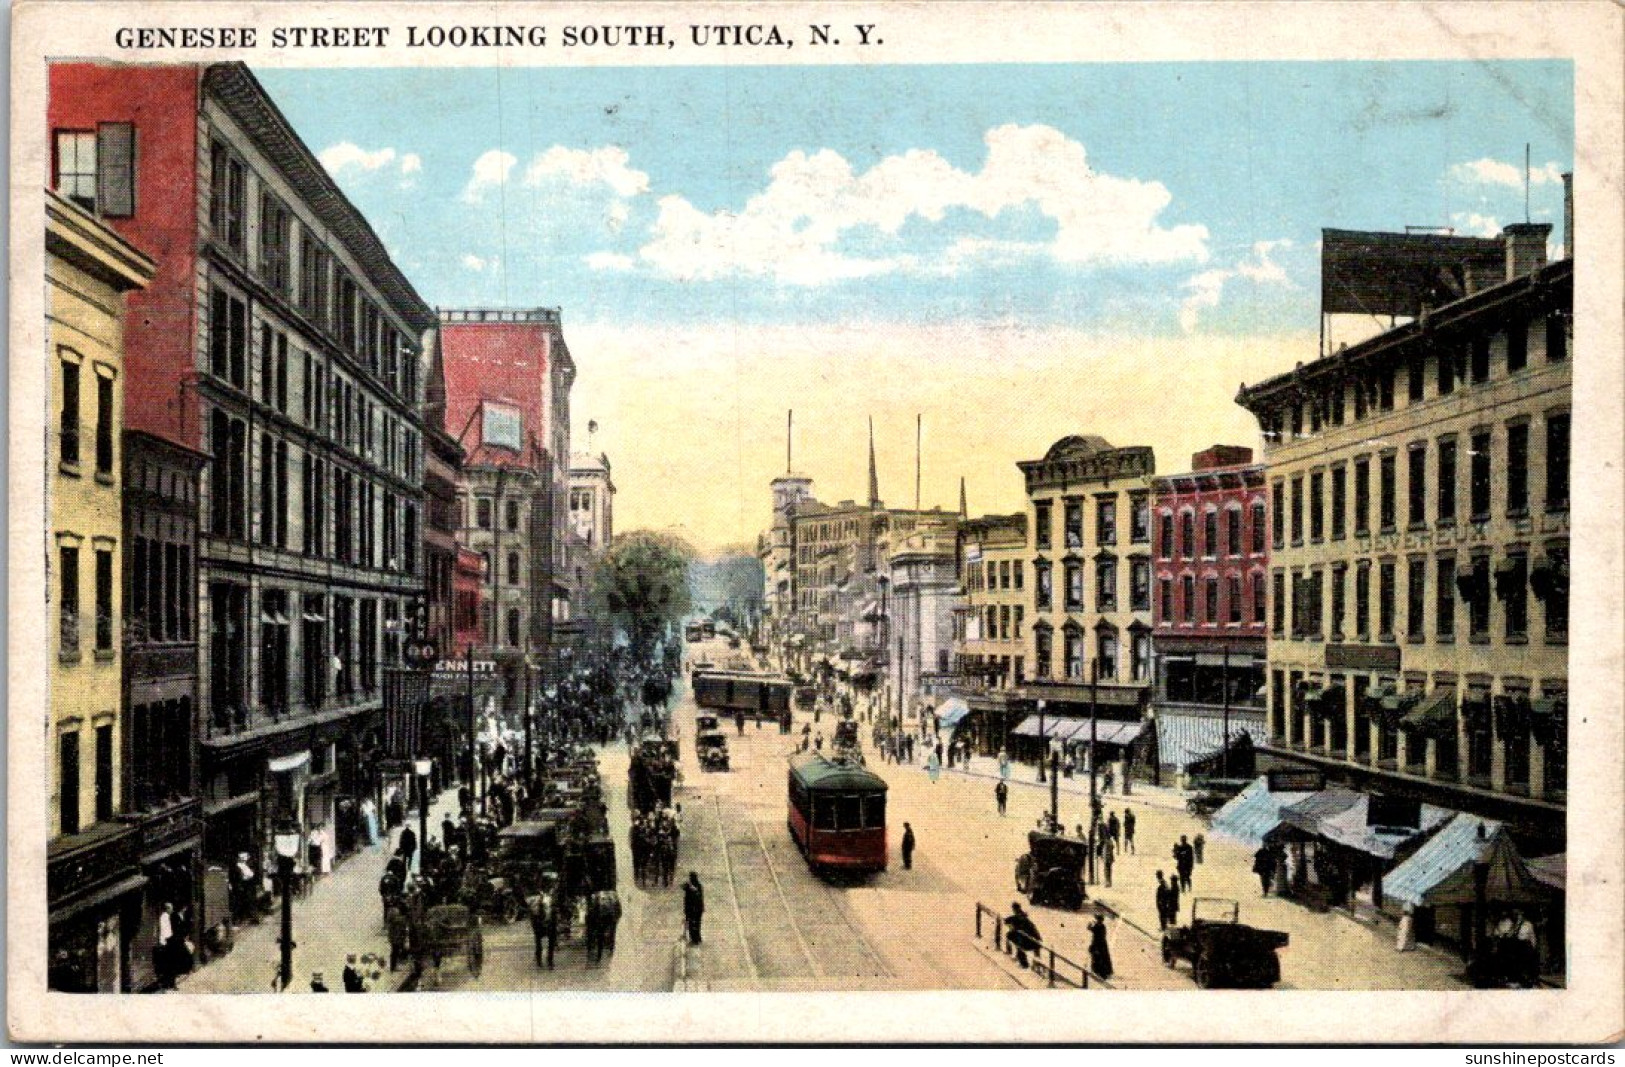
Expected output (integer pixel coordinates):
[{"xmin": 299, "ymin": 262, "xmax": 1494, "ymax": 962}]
[{"xmin": 46, "ymin": 189, "xmax": 153, "ymax": 992}]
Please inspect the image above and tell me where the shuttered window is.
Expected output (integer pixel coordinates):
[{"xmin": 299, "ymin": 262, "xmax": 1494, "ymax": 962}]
[{"xmin": 96, "ymin": 122, "xmax": 136, "ymax": 217}]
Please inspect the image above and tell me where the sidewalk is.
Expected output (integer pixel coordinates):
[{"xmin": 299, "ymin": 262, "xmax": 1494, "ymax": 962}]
[
  {"xmin": 177, "ymin": 789, "xmax": 464, "ymax": 993},
  {"xmin": 936, "ymin": 751, "xmax": 1192, "ymax": 814}
]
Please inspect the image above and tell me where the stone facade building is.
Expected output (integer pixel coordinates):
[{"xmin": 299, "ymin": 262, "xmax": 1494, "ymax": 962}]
[{"xmin": 950, "ymin": 513, "xmax": 1029, "ymax": 754}]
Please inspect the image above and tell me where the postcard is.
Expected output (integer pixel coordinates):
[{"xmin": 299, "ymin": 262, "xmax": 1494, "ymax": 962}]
[{"xmin": 9, "ymin": 0, "xmax": 1623, "ymax": 1045}]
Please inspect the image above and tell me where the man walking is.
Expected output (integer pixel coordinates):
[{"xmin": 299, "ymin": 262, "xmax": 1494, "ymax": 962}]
[
  {"xmin": 1107, "ymin": 811, "xmax": 1121, "ymax": 851},
  {"xmin": 683, "ymin": 872, "xmax": 705, "ymax": 945},
  {"xmin": 1193, "ymin": 832, "xmax": 1206, "ymax": 865},
  {"xmin": 1122, "ymin": 808, "xmax": 1136, "ymax": 854},
  {"xmin": 1252, "ymin": 845, "xmax": 1276, "ymax": 897},
  {"xmin": 1101, "ymin": 833, "xmax": 1116, "ymax": 888},
  {"xmin": 1174, "ymin": 835, "xmax": 1195, "ymax": 892},
  {"xmin": 1155, "ymin": 871, "xmax": 1175, "ymax": 931},
  {"xmin": 398, "ymin": 823, "xmax": 417, "ymax": 874},
  {"xmin": 1004, "ymin": 902, "xmax": 1042, "ymax": 969},
  {"xmin": 901, "ymin": 823, "xmax": 916, "ymax": 870},
  {"xmin": 995, "ymin": 780, "xmax": 1009, "ymax": 817}
]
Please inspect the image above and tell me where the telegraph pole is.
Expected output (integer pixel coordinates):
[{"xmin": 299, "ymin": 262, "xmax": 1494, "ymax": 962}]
[{"xmin": 1088, "ymin": 659, "xmax": 1099, "ymax": 885}]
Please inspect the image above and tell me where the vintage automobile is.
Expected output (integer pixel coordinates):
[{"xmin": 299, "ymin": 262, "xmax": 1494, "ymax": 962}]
[
  {"xmin": 697, "ymin": 730, "xmax": 731, "ymax": 771},
  {"xmin": 421, "ymin": 903, "xmax": 484, "ymax": 979},
  {"xmin": 1015, "ymin": 832, "xmax": 1091, "ymax": 910},
  {"xmin": 494, "ymin": 818, "xmax": 565, "ymax": 899},
  {"xmin": 1184, "ymin": 777, "xmax": 1252, "ymax": 820},
  {"xmin": 1161, "ymin": 898, "xmax": 1290, "ymax": 988},
  {"xmin": 695, "ymin": 713, "xmax": 721, "ymax": 734},
  {"xmin": 794, "ymin": 686, "xmax": 818, "ymax": 709}
]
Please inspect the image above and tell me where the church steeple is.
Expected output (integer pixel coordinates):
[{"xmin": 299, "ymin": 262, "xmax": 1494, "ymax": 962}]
[
  {"xmin": 959, "ymin": 476, "xmax": 968, "ymax": 519},
  {"xmin": 867, "ymin": 416, "xmax": 881, "ymax": 509}
]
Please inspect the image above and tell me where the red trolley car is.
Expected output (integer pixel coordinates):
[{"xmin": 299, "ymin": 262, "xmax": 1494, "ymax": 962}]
[{"xmin": 787, "ymin": 753, "xmax": 888, "ymax": 874}]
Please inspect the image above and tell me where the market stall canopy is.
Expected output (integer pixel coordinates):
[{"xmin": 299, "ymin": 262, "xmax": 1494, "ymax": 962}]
[
  {"xmin": 1156, "ymin": 713, "xmax": 1263, "ymax": 770},
  {"xmin": 1525, "ymin": 853, "xmax": 1566, "ymax": 892},
  {"xmin": 1315, "ymin": 795, "xmax": 1454, "ymax": 859},
  {"xmin": 1272, "ymin": 786, "xmax": 1365, "ymax": 841},
  {"xmin": 1209, "ymin": 778, "xmax": 1316, "ymax": 850},
  {"xmin": 1383, "ymin": 814, "xmax": 1547, "ymax": 909},
  {"xmin": 936, "ymin": 697, "xmax": 971, "ymax": 732}
]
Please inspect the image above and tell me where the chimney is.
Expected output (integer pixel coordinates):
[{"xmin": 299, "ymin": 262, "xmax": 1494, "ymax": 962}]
[
  {"xmin": 1502, "ymin": 222, "xmax": 1552, "ymax": 281},
  {"xmin": 1563, "ymin": 171, "xmax": 1573, "ymax": 260}
]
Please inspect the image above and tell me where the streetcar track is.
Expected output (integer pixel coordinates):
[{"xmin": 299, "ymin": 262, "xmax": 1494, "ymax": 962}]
[
  {"xmin": 738, "ymin": 789, "xmax": 826, "ymax": 979},
  {"xmin": 709, "ymin": 791, "xmax": 763, "ymax": 985}
]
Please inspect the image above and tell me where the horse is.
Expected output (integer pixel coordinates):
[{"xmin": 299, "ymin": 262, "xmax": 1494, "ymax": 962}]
[{"xmin": 584, "ymin": 890, "xmax": 622, "ymax": 964}]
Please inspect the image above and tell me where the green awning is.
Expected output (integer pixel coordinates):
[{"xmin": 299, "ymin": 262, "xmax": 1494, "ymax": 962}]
[{"xmin": 1401, "ymin": 689, "xmax": 1457, "ymax": 738}]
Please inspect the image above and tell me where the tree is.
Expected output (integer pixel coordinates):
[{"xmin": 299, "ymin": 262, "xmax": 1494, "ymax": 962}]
[{"xmin": 589, "ymin": 531, "xmax": 695, "ymax": 658}]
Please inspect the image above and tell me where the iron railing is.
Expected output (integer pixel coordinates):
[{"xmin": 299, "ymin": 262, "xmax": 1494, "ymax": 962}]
[{"xmin": 974, "ymin": 902, "xmax": 1111, "ymax": 989}]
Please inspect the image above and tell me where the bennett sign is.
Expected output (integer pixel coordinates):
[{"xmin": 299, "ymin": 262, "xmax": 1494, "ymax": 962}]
[{"xmin": 435, "ymin": 659, "xmax": 498, "ymax": 676}]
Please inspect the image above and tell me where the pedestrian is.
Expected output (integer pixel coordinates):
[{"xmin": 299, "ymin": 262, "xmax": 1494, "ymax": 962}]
[
  {"xmin": 1155, "ymin": 871, "xmax": 1174, "ymax": 931},
  {"xmin": 1108, "ymin": 811, "xmax": 1121, "ymax": 850},
  {"xmin": 309, "ymin": 971, "xmax": 329, "ymax": 993},
  {"xmin": 1004, "ymin": 902, "xmax": 1042, "ymax": 969},
  {"xmin": 683, "ymin": 872, "xmax": 705, "ymax": 945},
  {"xmin": 814, "ymin": 732, "xmax": 823, "ymax": 753},
  {"xmin": 1088, "ymin": 913, "xmax": 1114, "ymax": 980},
  {"xmin": 901, "ymin": 823, "xmax": 916, "ymax": 870},
  {"xmin": 342, "ymin": 954, "xmax": 365, "ymax": 992},
  {"xmin": 398, "ymin": 823, "xmax": 418, "ymax": 873},
  {"xmin": 1252, "ymin": 845, "xmax": 1276, "ymax": 896},
  {"xmin": 385, "ymin": 902, "xmax": 408, "ymax": 972},
  {"xmin": 1102, "ymin": 834, "xmax": 1115, "ymax": 888},
  {"xmin": 1174, "ymin": 835, "xmax": 1195, "ymax": 892},
  {"xmin": 1122, "ymin": 808, "xmax": 1136, "ymax": 854},
  {"xmin": 995, "ymin": 780, "xmax": 1009, "ymax": 816},
  {"xmin": 1193, "ymin": 832, "xmax": 1206, "ymax": 864},
  {"xmin": 154, "ymin": 901, "xmax": 177, "ymax": 989},
  {"xmin": 1168, "ymin": 864, "xmax": 1182, "ymax": 922}
]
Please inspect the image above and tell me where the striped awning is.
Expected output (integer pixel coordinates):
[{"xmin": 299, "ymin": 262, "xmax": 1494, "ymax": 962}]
[
  {"xmin": 1155, "ymin": 712, "xmax": 1264, "ymax": 770},
  {"xmin": 1210, "ymin": 778, "xmax": 1313, "ymax": 850}
]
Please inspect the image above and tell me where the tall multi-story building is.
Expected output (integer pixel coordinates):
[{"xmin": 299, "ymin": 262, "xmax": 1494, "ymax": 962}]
[
  {"xmin": 439, "ymin": 307, "xmax": 575, "ymax": 695},
  {"xmin": 1149, "ymin": 446, "xmax": 1269, "ymax": 779},
  {"xmin": 1016, "ymin": 436, "xmax": 1156, "ymax": 770},
  {"xmin": 567, "ymin": 452, "xmax": 615, "ymax": 559},
  {"xmin": 759, "ymin": 473, "xmax": 816, "ymax": 652},
  {"xmin": 950, "ymin": 513, "xmax": 1028, "ymax": 754},
  {"xmin": 46, "ymin": 188, "xmax": 154, "ymax": 991},
  {"xmin": 48, "ymin": 62, "xmax": 437, "ymax": 887},
  {"xmin": 1235, "ymin": 218, "xmax": 1571, "ymax": 855},
  {"xmin": 884, "ymin": 528, "xmax": 960, "ymax": 720}
]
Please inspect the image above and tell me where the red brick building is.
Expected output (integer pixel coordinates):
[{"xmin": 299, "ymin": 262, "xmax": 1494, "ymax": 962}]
[{"xmin": 1149, "ymin": 446, "xmax": 1269, "ymax": 776}]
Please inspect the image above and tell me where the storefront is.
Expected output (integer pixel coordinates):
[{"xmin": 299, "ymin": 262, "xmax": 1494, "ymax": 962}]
[{"xmin": 48, "ymin": 823, "xmax": 146, "ymax": 993}]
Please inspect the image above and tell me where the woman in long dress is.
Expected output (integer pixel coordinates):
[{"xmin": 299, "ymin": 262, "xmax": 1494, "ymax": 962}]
[{"xmin": 1088, "ymin": 914, "xmax": 1114, "ymax": 980}]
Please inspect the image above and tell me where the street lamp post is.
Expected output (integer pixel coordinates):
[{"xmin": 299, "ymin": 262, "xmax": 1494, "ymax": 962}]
[
  {"xmin": 1088, "ymin": 658, "xmax": 1100, "ymax": 885},
  {"xmin": 414, "ymin": 757, "xmax": 432, "ymax": 862},
  {"xmin": 1037, "ymin": 699, "xmax": 1047, "ymax": 782},
  {"xmin": 273, "ymin": 825, "xmax": 301, "ymax": 991}
]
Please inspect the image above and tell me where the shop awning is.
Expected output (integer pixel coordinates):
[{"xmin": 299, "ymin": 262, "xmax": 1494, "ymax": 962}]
[
  {"xmin": 1525, "ymin": 853, "xmax": 1566, "ymax": 891},
  {"xmin": 937, "ymin": 697, "xmax": 972, "ymax": 732},
  {"xmin": 1383, "ymin": 815, "xmax": 1547, "ymax": 908},
  {"xmin": 1210, "ymin": 777, "xmax": 1315, "ymax": 850},
  {"xmin": 1011, "ymin": 715, "xmax": 1048, "ymax": 738},
  {"xmin": 1401, "ymin": 689, "xmax": 1458, "ymax": 738},
  {"xmin": 1156, "ymin": 712, "xmax": 1264, "ymax": 770},
  {"xmin": 268, "ymin": 750, "xmax": 311, "ymax": 774},
  {"xmin": 1082, "ymin": 719, "xmax": 1149, "ymax": 747},
  {"xmin": 1273, "ymin": 786, "xmax": 1366, "ymax": 840},
  {"xmin": 1315, "ymin": 796, "xmax": 1454, "ymax": 859},
  {"xmin": 49, "ymin": 873, "xmax": 150, "ymax": 927}
]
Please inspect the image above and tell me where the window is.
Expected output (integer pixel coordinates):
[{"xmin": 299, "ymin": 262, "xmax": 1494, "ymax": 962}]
[
  {"xmin": 1471, "ymin": 335, "xmax": 1491, "ymax": 383},
  {"xmin": 1226, "ymin": 507, "xmax": 1242, "ymax": 557},
  {"xmin": 1181, "ymin": 511, "xmax": 1195, "ymax": 560},
  {"xmin": 55, "ymin": 130, "xmax": 97, "ymax": 211},
  {"xmin": 1034, "ymin": 627, "xmax": 1052, "ymax": 678},
  {"xmin": 337, "ymin": 274, "xmax": 359, "ymax": 354},
  {"xmin": 1408, "ymin": 355, "xmax": 1425, "ymax": 402},
  {"xmin": 1064, "ymin": 500, "xmax": 1083, "ymax": 549},
  {"xmin": 1435, "ymin": 557, "xmax": 1456, "ymax": 639},
  {"xmin": 1198, "ymin": 577, "xmax": 1215, "ymax": 624},
  {"xmin": 302, "ymin": 595, "xmax": 326, "ymax": 708},
  {"xmin": 1254, "ymin": 572, "xmax": 1268, "ymax": 626},
  {"xmin": 1353, "ymin": 459, "xmax": 1371, "ymax": 536},
  {"xmin": 259, "ymin": 192, "xmax": 291, "ymax": 293},
  {"xmin": 1506, "ymin": 422, "xmax": 1529, "ymax": 514},
  {"xmin": 506, "ymin": 498, "xmax": 521, "ymax": 531},
  {"xmin": 1309, "ymin": 473, "xmax": 1325, "ymax": 542},
  {"xmin": 507, "ymin": 551, "xmax": 521, "ymax": 586},
  {"xmin": 1159, "ymin": 512, "xmax": 1175, "ymax": 560},
  {"xmin": 1468, "ymin": 555, "xmax": 1491, "ymax": 638},
  {"xmin": 1546, "ymin": 313, "xmax": 1568, "ymax": 363},
  {"xmin": 1501, "ymin": 553, "xmax": 1528, "ymax": 640},
  {"xmin": 1014, "ymin": 606, "xmax": 1024, "ymax": 639},
  {"xmin": 476, "ymin": 497, "xmax": 493, "ymax": 529},
  {"xmin": 1159, "ymin": 577, "xmax": 1173, "ymax": 623},
  {"xmin": 1064, "ymin": 560, "xmax": 1083, "ymax": 611},
  {"xmin": 56, "ymin": 123, "xmax": 135, "ymax": 217},
  {"xmin": 1378, "ymin": 560, "xmax": 1396, "ymax": 639},
  {"xmin": 1204, "ymin": 510, "xmax": 1219, "ymax": 557},
  {"xmin": 1289, "ymin": 478, "xmax": 1303, "ymax": 544},
  {"xmin": 1251, "ymin": 500, "xmax": 1267, "ymax": 554},
  {"xmin": 209, "ymin": 141, "xmax": 245, "ymax": 251},
  {"xmin": 1132, "ymin": 631, "xmax": 1150, "ymax": 681},
  {"xmin": 1034, "ymin": 501, "xmax": 1052, "ymax": 551},
  {"xmin": 1096, "ymin": 498, "xmax": 1117, "ymax": 546},
  {"xmin": 1546, "ymin": 414, "xmax": 1570, "ymax": 512},
  {"xmin": 302, "ymin": 455, "xmax": 325, "ymax": 557},
  {"xmin": 94, "ymin": 371, "xmax": 114, "ymax": 476},
  {"xmin": 60, "ymin": 355, "xmax": 81, "ymax": 466},
  {"xmin": 209, "ymin": 288, "xmax": 247, "ymax": 389},
  {"xmin": 1182, "ymin": 575, "xmax": 1196, "ymax": 625},
  {"xmin": 1289, "ymin": 571, "xmax": 1302, "ymax": 637},
  {"xmin": 1543, "ymin": 545, "xmax": 1569, "ymax": 641},
  {"xmin": 1064, "ymin": 627, "xmax": 1083, "ymax": 679},
  {"xmin": 999, "ymin": 561, "xmax": 1011, "ymax": 590},
  {"xmin": 1506, "ymin": 320, "xmax": 1527, "ymax": 373},
  {"xmin": 1130, "ymin": 559, "xmax": 1150, "ymax": 612},
  {"xmin": 209, "ymin": 582, "xmax": 248, "ymax": 727},
  {"xmin": 94, "ymin": 547, "xmax": 113, "ymax": 653},
  {"xmin": 260, "ymin": 590, "xmax": 289, "ymax": 715},
  {"xmin": 332, "ymin": 470, "xmax": 353, "ymax": 563},
  {"xmin": 1438, "ymin": 346, "xmax": 1457, "ymax": 396},
  {"xmin": 209, "ymin": 409, "xmax": 247, "ymax": 540},
  {"xmin": 359, "ymin": 599, "xmax": 379, "ymax": 692},
  {"xmin": 1379, "ymin": 454, "xmax": 1397, "ymax": 531},
  {"xmin": 58, "ymin": 542, "xmax": 81, "ymax": 658},
  {"xmin": 299, "ymin": 230, "xmax": 329, "ymax": 323},
  {"xmin": 999, "ymin": 605, "xmax": 1011, "ymax": 640},
  {"xmin": 1271, "ymin": 481, "xmax": 1285, "ymax": 549},
  {"xmin": 1309, "ymin": 570, "xmax": 1325, "ymax": 636},
  {"xmin": 1329, "ymin": 565, "xmax": 1346, "ymax": 638},
  {"xmin": 1096, "ymin": 558, "xmax": 1117, "ymax": 612},
  {"xmin": 1097, "ymin": 631, "xmax": 1118, "ymax": 680},
  {"xmin": 59, "ymin": 731, "xmax": 80, "ymax": 835},
  {"xmin": 1436, "ymin": 437, "xmax": 1458, "ymax": 524},
  {"xmin": 1406, "ymin": 557, "xmax": 1426, "ymax": 641},
  {"xmin": 1130, "ymin": 495, "xmax": 1150, "ymax": 544},
  {"xmin": 1407, "ymin": 444, "xmax": 1426, "ymax": 527},
  {"xmin": 985, "ymin": 606, "xmax": 997, "ymax": 640},
  {"xmin": 1378, "ymin": 367, "xmax": 1395, "ymax": 410},
  {"xmin": 1034, "ymin": 560, "xmax": 1052, "ymax": 611},
  {"xmin": 1271, "ymin": 572, "xmax": 1285, "ymax": 635},
  {"xmin": 1013, "ymin": 561, "xmax": 1023, "ymax": 590},
  {"xmin": 1355, "ymin": 562, "xmax": 1371, "ymax": 637},
  {"xmin": 1228, "ymin": 575, "xmax": 1242, "ymax": 623},
  {"xmin": 331, "ymin": 596, "xmax": 354, "ymax": 696},
  {"xmin": 1470, "ymin": 431, "xmax": 1492, "ymax": 519}
]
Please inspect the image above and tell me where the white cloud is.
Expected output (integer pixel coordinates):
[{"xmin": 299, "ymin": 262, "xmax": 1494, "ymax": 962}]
[
  {"xmin": 523, "ymin": 146, "xmax": 649, "ymax": 198},
  {"xmin": 319, "ymin": 142, "xmax": 422, "ymax": 179},
  {"xmin": 460, "ymin": 254, "xmax": 488, "ymax": 271},
  {"xmin": 461, "ymin": 149, "xmax": 518, "ymax": 202},
  {"xmin": 1179, "ymin": 239, "xmax": 1293, "ymax": 333},
  {"xmin": 1451, "ymin": 211, "xmax": 1502, "ymax": 238},
  {"xmin": 586, "ymin": 251, "xmax": 635, "ymax": 272},
  {"xmin": 636, "ymin": 123, "xmax": 1210, "ymax": 286},
  {"xmin": 1449, "ymin": 157, "xmax": 1565, "ymax": 189}
]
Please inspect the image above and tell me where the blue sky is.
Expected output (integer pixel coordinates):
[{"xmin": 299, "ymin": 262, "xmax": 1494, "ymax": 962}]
[
  {"xmin": 260, "ymin": 60, "xmax": 1572, "ymax": 334},
  {"xmin": 254, "ymin": 61, "xmax": 1572, "ymax": 548}
]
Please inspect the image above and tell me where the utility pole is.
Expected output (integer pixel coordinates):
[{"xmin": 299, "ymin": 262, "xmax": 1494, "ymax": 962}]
[
  {"xmin": 1088, "ymin": 659, "xmax": 1099, "ymax": 885},
  {"xmin": 465, "ymin": 644, "xmax": 476, "ymax": 804},
  {"xmin": 1037, "ymin": 699, "xmax": 1047, "ymax": 783},
  {"xmin": 1221, "ymin": 644, "xmax": 1231, "ymax": 779}
]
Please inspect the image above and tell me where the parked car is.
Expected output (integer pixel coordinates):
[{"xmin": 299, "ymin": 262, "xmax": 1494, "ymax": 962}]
[{"xmin": 1161, "ymin": 898, "xmax": 1289, "ymax": 988}]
